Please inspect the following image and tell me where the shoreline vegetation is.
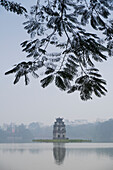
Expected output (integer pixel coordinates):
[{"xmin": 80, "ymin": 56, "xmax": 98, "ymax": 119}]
[{"xmin": 32, "ymin": 139, "xmax": 92, "ymax": 143}]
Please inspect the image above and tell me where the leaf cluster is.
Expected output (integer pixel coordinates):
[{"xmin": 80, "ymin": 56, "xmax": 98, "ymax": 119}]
[
  {"xmin": 68, "ymin": 68, "xmax": 107, "ymax": 100},
  {"xmin": 0, "ymin": 0, "xmax": 27, "ymax": 14},
  {"xmin": 5, "ymin": 61, "xmax": 39, "ymax": 85}
]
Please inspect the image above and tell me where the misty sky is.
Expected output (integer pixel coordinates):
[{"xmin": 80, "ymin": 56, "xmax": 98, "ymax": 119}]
[{"xmin": 0, "ymin": 0, "xmax": 113, "ymax": 125}]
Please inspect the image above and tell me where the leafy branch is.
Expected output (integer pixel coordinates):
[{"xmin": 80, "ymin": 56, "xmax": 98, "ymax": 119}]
[
  {"xmin": 0, "ymin": 0, "xmax": 27, "ymax": 14},
  {"xmin": 5, "ymin": 0, "xmax": 113, "ymax": 100}
]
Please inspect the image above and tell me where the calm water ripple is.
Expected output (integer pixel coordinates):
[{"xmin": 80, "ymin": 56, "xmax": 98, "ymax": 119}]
[{"xmin": 0, "ymin": 143, "xmax": 113, "ymax": 170}]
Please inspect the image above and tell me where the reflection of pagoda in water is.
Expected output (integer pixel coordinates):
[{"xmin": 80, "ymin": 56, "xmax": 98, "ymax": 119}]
[
  {"xmin": 53, "ymin": 118, "xmax": 66, "ymax": 139},
  {"xmin": 53, "ymin": 143, "xmax": 66, "ymax": 165}
]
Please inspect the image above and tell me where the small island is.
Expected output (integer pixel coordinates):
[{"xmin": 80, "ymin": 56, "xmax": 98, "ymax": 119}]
[
  {"xmin": 32, "ymin": 139, "xmax": 92, "ymax": 143},
  {"xmin": 32, "ymin": 118, "xmax": 92, "ymax": 143}
]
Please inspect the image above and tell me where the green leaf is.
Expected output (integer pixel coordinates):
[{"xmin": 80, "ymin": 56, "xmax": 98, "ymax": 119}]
[
  {"xmin": 96, "ymin": 16, "xmax": 105, "ymax": 27},
  {"xmin": 67, "ymin": 58, "xmax": 79, "ymax": 67},
  {"xmin": 69, "ymin": 55, "xmax": 79, "ymax": 63},
  {"xmin": 90, "ymin": 15, "xmax": 98, "ymax": 30},
  {"xmin": 93, "ymin": 84, "xmax": 106, "ymax": 97},
  {"xmin": 25, "ymin": 74, "xmax": 30, "ymax": 85},
  {"xmin": 14, "ymin": 73, "xmax": 21, "ymax": 84},
  {"xmin": 93, "ymin": 88, "xmax": 101, "ymax": 97},
  {"xmin": 57, "ymin": 71, "xmax": 73, "ymax": 80},
  {"xmin": 97, "ymin": 83, "xmax": 107, "ymax": 92},
  {"xmin": 20, "ymin": 40, "xmax": 29, "ymax": 47},
  {"xmin": 32, "ymin": 71, "xmax": 39, "ymax": 78},
  {"xmin": 55, "ymin": 76, "xmax": 66, "ymax": 91},
  {"xmin": 45, "ymin": 68, "xmax": 55, "ymax": 74},
  {"xmin": 86, "ymin": 55, "xmax": 94, "ymax": 67},
  {"xmin": 88, "ymin": 72, "xmax": 102, "ymax": 77},
  {"xmin": 91, "ymin": 77, "xmax": 106, "ymax": 85},
  {"xmin": 75, "ymin": 75, "xmax": 88, "ymax": 84},
  {"xmin": 38, "ymin": 48, "xmax": 46, "ymax": 54},
  {"xmin": 87, "ymin": 68, "xmax": 99, "ymax": 72},
  {"xmin": 67, "ymin": 86, "xmax": 77, "ymax": 93},
  {"xmin": 41, "ymin": 75, "xmax": 54, "ymax": 88}
]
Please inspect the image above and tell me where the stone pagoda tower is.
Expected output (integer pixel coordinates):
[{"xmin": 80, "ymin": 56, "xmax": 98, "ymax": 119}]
[{"xmin": 53, "ymin": 118, "xmax": 66, "ymax": 139}]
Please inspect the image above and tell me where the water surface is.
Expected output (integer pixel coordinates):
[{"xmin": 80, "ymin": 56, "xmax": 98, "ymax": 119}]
[{"xmin": 0, "ymin": 143, "xmax": 113, "ymax": 170}]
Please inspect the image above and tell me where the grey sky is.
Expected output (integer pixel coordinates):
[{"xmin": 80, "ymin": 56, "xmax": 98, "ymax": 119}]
[{"xmin": 0, "ymin": 0, "xmax": 113, "ymax": 125}]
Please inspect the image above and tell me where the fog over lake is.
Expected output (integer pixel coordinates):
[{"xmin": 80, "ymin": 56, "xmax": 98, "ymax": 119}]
[{"xmin": 0, "ymin": 143, "xmax": 113, "ymax": 170}]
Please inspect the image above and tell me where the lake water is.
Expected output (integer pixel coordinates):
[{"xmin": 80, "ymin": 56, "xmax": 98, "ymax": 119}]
[{"xmin": 0, "ymin": 143, "xmax": 113, "ymax": 170}]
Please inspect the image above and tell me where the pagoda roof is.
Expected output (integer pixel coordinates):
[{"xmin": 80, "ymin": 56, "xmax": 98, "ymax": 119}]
[{"xmin": 56, "ymin": 117, "xmax": 63, "ymax": 122}]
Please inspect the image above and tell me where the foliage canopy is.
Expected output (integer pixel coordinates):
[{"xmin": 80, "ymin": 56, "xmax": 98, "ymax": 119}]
[
  {"xmin": 2, "ymin": 0, "xmax": 113, "ymax": 100},
  {"xmin": 0, "ymin": 0, "xmax": 27, "ymax": 14}
]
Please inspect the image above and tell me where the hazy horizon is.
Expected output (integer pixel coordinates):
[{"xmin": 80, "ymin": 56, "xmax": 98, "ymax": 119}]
[
  {"xmin": 0, "ymin": 117, "xmax": 113, "ymax": 127},
  {"xmin": 0, "ymin": 0, "xmax": 113, "ymax": 126}
]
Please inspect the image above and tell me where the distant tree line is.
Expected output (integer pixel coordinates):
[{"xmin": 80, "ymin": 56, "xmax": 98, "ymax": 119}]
[
  {"xmin": 0, "ymin": 119, "xmax": 113, "ymax": 143},
  {"xmin": 66, "ymin": 119, "xmax": 113, "ymax": 142}
]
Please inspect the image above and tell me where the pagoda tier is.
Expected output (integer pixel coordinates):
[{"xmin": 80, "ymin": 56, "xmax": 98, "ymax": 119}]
[{"xmin": 53, "ymin": 118, "xmax": 66, "ymax": 139}]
